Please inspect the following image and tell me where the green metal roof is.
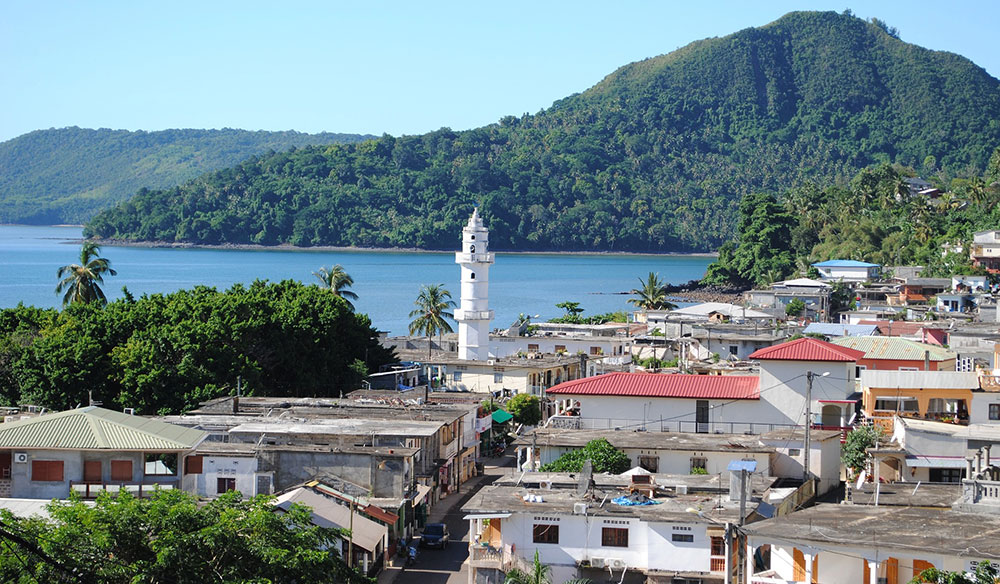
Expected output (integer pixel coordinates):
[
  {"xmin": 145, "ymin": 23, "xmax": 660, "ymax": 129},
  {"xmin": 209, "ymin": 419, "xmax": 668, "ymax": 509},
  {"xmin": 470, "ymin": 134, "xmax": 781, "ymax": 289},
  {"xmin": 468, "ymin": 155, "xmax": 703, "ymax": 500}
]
[
  {"xmin": 0, "ymin": 407, "xmax": 206, "ymax": 451},
  {"xmin": 831, "ymin": 336, "xmax": 955, "ymax": 362},
  {"xmin": 491, "ymin": 409, "xmax": 514, "ymax": 424}
]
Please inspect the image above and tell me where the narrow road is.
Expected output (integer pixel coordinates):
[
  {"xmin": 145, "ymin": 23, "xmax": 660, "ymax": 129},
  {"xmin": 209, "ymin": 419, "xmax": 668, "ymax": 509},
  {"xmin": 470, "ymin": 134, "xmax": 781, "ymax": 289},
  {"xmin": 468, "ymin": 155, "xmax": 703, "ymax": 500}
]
[{"xmin": 393, "ymin": 451, "xmax": 516, "ymax": 584}]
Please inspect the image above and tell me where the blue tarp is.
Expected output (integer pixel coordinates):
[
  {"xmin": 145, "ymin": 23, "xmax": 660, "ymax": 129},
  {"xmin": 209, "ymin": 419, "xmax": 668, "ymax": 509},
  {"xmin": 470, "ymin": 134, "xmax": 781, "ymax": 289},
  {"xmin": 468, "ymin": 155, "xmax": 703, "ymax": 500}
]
[{"xmin": 611, "ymin": 495, "xmax": 660, "ymax": 506}]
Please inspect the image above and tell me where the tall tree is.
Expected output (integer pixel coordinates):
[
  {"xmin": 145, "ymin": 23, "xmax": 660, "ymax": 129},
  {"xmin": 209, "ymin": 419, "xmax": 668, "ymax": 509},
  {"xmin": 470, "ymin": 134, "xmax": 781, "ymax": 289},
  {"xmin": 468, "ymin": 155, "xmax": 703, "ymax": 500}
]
[
  {"xmin": 628, "ymin": 272, "xmax": 677, "ymax": 310},
  {"xmin": 408, "ymin": 284, "xmax": 456, "ymax": 359},
  {"xmin": 313, "ymin": 264, "xmax": 358, "ymax": 311},
  {"xmin": 55, "ymin": 241, "xmax": 117, "ymax": 306}
]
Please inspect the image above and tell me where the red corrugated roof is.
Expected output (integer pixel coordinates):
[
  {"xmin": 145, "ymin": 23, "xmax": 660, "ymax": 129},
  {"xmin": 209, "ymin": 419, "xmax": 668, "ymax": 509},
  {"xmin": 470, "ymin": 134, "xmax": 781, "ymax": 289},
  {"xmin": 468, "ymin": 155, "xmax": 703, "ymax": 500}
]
[
  {"xmin": 545, "ymin": 372, "xmax": 759, "ymax": 400},
  {"xmin": 748, "ymin": 337, "xmax": 864, "ymax": 362}
]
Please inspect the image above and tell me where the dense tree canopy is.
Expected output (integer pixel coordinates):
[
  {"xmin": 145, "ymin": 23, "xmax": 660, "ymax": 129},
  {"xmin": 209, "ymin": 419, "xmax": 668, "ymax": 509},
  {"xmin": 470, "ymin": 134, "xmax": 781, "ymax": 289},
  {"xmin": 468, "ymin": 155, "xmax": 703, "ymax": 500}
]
[
  {"xmin": 0, "ymin": 127, "xmax": 373, "ymax": 224},
  {"xmin": 0, "ymin": 280, "xmax": 395, "ymax": 414},
  {"xmin": 85, "ymin": 11, "xmax": 1000, "ymax": 253},
  {"xmin": 0, "ymin": 490, "xmax": 368, "ymax": 584},
  {"xmin": 539, "ymin": 438, "xmax": 631, "ymax": 474}
]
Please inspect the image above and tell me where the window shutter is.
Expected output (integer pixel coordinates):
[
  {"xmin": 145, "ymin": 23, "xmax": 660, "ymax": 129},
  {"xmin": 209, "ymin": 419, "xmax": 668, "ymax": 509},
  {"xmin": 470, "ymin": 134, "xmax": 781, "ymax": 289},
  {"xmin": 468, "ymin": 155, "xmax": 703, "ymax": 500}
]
[
  {"xmin": 110, "ymin": 460, "xmax": 132, "ymax": 482},
  {"xmin": 185, "ymin": 455, "xmax": 203, "ymax": 474}
]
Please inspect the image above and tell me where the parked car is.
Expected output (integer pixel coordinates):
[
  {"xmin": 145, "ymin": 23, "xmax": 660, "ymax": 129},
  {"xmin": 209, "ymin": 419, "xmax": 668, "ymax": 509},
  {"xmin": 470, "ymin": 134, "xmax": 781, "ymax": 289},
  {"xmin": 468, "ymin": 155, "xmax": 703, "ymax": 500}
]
[{"xmin": 420, "ymin": 523, "xmax": 450, "ymax": 548}]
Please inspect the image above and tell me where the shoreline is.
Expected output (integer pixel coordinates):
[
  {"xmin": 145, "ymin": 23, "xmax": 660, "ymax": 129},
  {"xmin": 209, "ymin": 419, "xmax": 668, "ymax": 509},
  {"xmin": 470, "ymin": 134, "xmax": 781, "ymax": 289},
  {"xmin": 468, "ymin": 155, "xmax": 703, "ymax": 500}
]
[{"xmin": 87, "ymin": 237, "xmax": 720, "ymax": 258}]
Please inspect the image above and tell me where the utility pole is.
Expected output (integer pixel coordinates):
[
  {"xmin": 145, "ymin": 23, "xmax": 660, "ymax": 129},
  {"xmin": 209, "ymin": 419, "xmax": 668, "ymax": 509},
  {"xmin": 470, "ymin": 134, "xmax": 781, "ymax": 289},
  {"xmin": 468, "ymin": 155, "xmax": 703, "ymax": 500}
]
[{"xmin": 804, "ymin": 371, "xmax": 813, "ymax": 483}]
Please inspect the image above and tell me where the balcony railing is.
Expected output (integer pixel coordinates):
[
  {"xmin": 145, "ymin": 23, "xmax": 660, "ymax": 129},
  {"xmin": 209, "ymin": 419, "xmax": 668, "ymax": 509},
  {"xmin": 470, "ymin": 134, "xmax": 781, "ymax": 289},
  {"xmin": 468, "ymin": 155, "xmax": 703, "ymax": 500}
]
[
  {"xmin": 454, "ymin": 309, "xmax": 495, "ymax": 321},
  {"xmin": 455, "ymin": 252, "xmax": 495, "ymax": 264},
  {"xmin": 70, "ymin": 481, "xmax": 178, "ymax": 498},
  {"xmin": 710, "ymin": 557, "xmax": 726, "ymax": 572}
]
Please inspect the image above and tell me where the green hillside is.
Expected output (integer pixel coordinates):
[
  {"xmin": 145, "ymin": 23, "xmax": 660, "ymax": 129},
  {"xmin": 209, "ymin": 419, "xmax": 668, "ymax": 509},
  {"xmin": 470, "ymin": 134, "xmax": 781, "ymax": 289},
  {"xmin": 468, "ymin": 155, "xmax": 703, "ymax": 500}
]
[
  {"xmin": 0, "ymin": 127, "xmax": 374, "ymax": 224},
  {"xmin": 86, "ymin": 11, "xmax": 1000, "ymax": 251}
]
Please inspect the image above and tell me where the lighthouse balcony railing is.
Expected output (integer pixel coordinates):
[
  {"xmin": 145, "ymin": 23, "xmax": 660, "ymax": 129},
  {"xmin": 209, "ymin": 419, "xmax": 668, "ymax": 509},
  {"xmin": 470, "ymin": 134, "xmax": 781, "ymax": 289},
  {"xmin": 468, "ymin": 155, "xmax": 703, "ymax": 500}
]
[
  {"xmin": 455, "ymin": 252, "xmax": 495, "ymax": 264},
  {"xmin": 454, "ymin": 309, "xmax": 495, "ymax": 321}
]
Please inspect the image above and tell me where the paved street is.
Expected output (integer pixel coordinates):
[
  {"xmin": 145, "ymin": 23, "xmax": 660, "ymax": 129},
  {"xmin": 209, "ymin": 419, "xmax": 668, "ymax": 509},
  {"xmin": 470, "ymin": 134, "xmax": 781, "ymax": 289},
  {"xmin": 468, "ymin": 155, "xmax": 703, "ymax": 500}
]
[{"xmin": 385, "ymin": 451, "xmax": 517, "ymax": 584}]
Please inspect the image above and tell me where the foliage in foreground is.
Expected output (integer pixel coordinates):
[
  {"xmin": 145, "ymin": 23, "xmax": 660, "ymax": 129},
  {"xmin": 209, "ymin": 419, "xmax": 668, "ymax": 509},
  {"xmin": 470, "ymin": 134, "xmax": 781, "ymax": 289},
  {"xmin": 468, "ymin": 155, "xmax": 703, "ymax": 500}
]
[
  {"xmin": 909, "ymin": 560, "xmax": 999, "ymax": 584},
  {"xmin": 539, "ymin": 438, "xmax": 631, "ymax": 474},
  {"xmin": 0, "ymin": 280, "xmax": 395, "ymax": 414},
  {"xmin": 0, "ymin": 489, "xmax": 369, "ymax": 584}
]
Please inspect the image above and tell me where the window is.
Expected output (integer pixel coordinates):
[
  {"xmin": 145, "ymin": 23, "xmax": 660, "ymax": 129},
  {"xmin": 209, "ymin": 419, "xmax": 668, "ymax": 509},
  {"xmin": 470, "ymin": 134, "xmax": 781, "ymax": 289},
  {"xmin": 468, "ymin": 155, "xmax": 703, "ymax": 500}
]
[
  {"xmin": 31, "ymin": 460, "xmax": 64, "ymax": 482},
  {"xmin": 672, "ymin": 533, "xmax": 694, "ymax": 543},
  {"xmin": 554, "ymin": 345, "xmax": 566, "ymax": 354},
  {"xmin": 493, "ymin": 372, "xmax": 503, "ymax": 383},
  {"xmin": 601, "ymin": 527, "xmax": 629, "ymax": 547},
  {"xmin": 788, "ymin": 448, "xmax": 801, "ymax": 457},
  {"xmin": 532, "ymin": 524, "xmax": 559, "ymax": 544},
  {"xmin": 184, "ymin": 455, "xmax": 203, "ymax": 475},
  {"xmin": 929, "ymin": 468, "xmax": 963, "ymax": 483},
  {"xmin": 638, "ymin": 455, "xmax": 659, "ymax": 473},
  {"xmin": 874, "ymin": 397, "xmax": 918, "ymax": 413},
  {"xmin": 855, "ymin": 365, "xmax": 867, "ymax": 379},
  {"xmin": 217, "ymin": 477, "xmax": 237, "ymax": 494},
  {"xmin": 990, "ymin": 404, "xmax": 1000, "ymax": 421},
  {"xmin": 528, "ymin": 344, "xmax": 539, "ymax": 352},
  {"xmin": 144, "ymin": 453, "xmax": 178, "ymax": 476},
  {"xmin": 453, "ymin": 371, "xmax": 463, "ymax": 382},
  {"xmin": 690, "ymin": 457, "xmax": 707, "ymax": 473},
  {"xmin": 590, "ymin": 346, "xmax": 601, "ymax": 355},
  {"xmin": 83, "ymin": 460, "xmax": 102, "ymax": 483},
  {"xmin": 470, "ymin": 272, "xmax": 476, "ymax": 280},
  {"xmin": 110, "ymin": 460, "xmax": 133, "ymax": 481},
  {"xmin": 470, "ymin": 244, "xmax": 476, "ymax": 253},
  {"xmin": 729, "ymin": 345, "xmax": 738, "ymax": 356},
  {"xmin": 711, "ymin": 536, "xmax": 725, "ymax": 556}
]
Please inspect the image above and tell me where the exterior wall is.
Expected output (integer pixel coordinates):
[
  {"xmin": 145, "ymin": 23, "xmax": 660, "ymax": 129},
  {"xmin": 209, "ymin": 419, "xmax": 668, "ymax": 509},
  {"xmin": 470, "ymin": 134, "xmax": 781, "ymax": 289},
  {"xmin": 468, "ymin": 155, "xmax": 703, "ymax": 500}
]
[
  {"xmin": 568, "ymin": 394, "xmax": 785, "ymax": 431},
  {"xmin": 257, "ymin": 450, "xmax": 410, "ymax": 497},
  {"xmin": 456, "ymin": 212, "xmax": 493, "ymax": 361},
  {"xmin": 444, "ymin": 362, "xmax": 581, "ymax": 395},
  {"xmin": 700, "ymin": 337, "xmax": 773, "ymax": 361},
  {"xmin": 815, "ymin": 266, "xmax": 878, "ymax": 282},
  {"xmin": 971, "ymin": 392, "xmax": 1000, "ymax": 425},
  {"xmin": 499, "ymin": 512, "xmax": 717, "ymax": 575},
  {"xmin": 536, "ymin": 445, "xmax": 770, "ymax": 477},
  {"xmin": 758, "ymin": 360, "xmax": 856, "ymax": 426},
  {"xmin": 9, "ymin": 450, "xmax": 180, "ymax": 499},
  {"xmin": 490, "ymin": 336, "xmax": 628, "ymax": 360},
  {"xmin": 763, "ymin": 436, "xmax": 841, "ymax": 495},
  {"xmin": 856, "ymin": 357, "xmax": 955, "ymax": 371},
  {"xmin": 183, "ymin": 454, "xmax": 261, "ymax": 497},
  {"xmin": 761, "ymin": 541, "xmax": 975, "ymax": 584},
  {"xmin": 863, "ymin": 387, "xmax": 974, "ymax": 419}
]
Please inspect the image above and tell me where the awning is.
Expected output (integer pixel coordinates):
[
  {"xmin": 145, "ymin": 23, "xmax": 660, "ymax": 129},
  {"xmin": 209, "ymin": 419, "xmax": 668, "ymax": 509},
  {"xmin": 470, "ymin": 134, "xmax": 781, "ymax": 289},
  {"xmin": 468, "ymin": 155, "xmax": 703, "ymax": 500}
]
[
  {"xmin": 492, "ymin": 409, "xmax": 514, "ymax": 424},
  {"xmin": 463, "ymin": 513, "xmax": 512, "ymax": 520},
  {"xmin": 411, "ymin": 483, "xmax": 432, "ymax": 505},
  {"xmin": 905, "ymin": 455, "xmax": 966, "ymax": 468}
]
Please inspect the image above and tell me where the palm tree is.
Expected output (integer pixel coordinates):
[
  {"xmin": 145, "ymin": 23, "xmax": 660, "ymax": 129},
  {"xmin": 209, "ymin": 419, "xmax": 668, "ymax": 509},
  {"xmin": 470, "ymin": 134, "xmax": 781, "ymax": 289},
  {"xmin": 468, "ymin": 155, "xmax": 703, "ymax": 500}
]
[
  {"xmin": 313, "ymin": 264, "xmax": 358, "ymax": 310},
  {"xmin": 55, "ymin": 241, "xmax": 117, "ymax": 306},
  {"xmin": 627, "ymin": 272, "xmax": 677, "ymax": 311},
  {"xmin": 408, "ymin": 284, "xmax": 456, "ymax": 359}
]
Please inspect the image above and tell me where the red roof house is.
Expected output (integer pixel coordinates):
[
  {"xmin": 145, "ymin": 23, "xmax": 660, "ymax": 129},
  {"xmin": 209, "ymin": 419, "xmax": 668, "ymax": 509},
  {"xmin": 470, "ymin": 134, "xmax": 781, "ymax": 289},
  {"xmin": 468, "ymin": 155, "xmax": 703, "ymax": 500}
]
[
  {"xmin": 748, "ymin": 337, "xmax": 864, "ymax": 362},
  {"xmin": 546, "ymin": 372, "xmax": 760, "ymax": 400}
]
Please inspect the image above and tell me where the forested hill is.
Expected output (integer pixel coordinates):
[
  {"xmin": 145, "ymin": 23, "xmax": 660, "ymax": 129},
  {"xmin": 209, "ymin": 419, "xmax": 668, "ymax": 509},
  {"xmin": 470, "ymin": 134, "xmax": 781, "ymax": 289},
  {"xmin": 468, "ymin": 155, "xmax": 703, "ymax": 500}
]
[
  {"xmin": 0, "ymin": 127, "xmax": 374, "ymax": 224},
  {"xmin": 86, "ymin": 11, "xmax": 1000, "ymax": 252}
]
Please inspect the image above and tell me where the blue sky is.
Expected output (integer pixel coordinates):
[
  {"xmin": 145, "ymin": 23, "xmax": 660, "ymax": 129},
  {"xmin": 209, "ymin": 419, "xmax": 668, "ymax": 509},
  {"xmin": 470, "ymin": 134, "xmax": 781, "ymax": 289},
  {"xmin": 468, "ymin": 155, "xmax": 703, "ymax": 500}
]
[{"xmin": 2, "ymin": 1, "xmax": 998, "ymax": 143}]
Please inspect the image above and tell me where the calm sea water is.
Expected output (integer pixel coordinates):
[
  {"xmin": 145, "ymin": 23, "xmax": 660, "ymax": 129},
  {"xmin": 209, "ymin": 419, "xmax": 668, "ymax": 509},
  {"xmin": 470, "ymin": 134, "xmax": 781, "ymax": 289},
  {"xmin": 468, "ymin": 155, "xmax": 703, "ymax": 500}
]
[{"xmin": 0, "ymin": 225, "xmax": 712, "ymax": 336}]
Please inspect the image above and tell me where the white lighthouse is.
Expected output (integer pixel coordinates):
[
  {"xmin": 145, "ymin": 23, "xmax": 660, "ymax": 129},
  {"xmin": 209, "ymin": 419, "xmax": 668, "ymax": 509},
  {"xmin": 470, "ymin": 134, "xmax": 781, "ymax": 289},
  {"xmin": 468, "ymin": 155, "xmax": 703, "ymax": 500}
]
[{"xmin": 455, "ymin": 208, "xmax": 494, "ymax": 361}]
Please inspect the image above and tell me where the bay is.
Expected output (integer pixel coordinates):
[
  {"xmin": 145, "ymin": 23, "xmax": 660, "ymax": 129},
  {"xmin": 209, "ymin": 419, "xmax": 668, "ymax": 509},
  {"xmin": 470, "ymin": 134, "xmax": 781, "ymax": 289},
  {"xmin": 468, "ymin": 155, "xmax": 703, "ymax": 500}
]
[{"xmin": 0, "ymin": 225, "xmax": 712, "ymax": 336}]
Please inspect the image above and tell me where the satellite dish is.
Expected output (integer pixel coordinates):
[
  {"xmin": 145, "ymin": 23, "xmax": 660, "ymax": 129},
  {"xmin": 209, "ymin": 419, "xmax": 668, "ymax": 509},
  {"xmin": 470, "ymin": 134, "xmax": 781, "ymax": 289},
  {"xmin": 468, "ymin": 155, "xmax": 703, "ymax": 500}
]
[{"xmin": 577, "ymin": 459, "xmax": 594, "ymax": 496}]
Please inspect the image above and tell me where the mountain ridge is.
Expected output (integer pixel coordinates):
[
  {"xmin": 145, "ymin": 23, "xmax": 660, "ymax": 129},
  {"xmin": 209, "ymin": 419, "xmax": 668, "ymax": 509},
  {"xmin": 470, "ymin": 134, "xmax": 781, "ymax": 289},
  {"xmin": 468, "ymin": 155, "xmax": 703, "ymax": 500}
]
[{"xmin": 78, "ymin": 11, "xmax": 1000, "ymax": 251}]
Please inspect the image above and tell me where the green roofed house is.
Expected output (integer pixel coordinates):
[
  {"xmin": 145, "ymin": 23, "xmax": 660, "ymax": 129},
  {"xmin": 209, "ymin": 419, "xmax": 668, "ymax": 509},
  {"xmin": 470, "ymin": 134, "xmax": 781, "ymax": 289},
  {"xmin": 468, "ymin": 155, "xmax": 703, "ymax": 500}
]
[{"xmin": 0, "ymin": 406, "xmax": 206, "ymax": 500}]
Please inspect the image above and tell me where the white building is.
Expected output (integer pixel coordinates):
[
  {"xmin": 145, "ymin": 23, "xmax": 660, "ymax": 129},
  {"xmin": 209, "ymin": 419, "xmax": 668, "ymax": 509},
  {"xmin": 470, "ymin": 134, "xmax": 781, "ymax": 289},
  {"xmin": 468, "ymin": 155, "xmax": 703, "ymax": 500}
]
[
  {"xmin": 811, "ymin": 259, "xmax": 881, "ymax": 282},
  {"xmin": 455, "ymin": 208, "xmax": 494, "ymax": 361},
  {"xmin": 745, "ymin": 504, "xmax": 1000, "ymax": 584}
]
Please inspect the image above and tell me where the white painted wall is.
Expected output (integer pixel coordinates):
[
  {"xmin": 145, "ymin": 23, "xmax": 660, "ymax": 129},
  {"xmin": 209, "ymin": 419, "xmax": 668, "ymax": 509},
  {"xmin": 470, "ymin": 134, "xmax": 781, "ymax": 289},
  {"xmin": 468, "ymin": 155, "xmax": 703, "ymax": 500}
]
[
  {"xmin": 183, "ymin": 454, "xmax": 261, "ymax": 497},
  {"xmin": 762, "ymin": 435, "xmax": 841, "ymax": 495},
  {"xmin": 498, "ymin": 512, "xmax": 719, "ymax": 576},
  {"xmin": 537, "ymin": 445, "xmax": 770, "ymax": 477},
  {"xmin": 971, "ymin": 392, "xmax": 1000, "ymax": 425},
  {"xmin": 489, "ymin": 336, "xmax": 628, "ymax": 359},
  {"xmin": 815, "ymin": 265, "xmax": 878, "ymax": 282}
]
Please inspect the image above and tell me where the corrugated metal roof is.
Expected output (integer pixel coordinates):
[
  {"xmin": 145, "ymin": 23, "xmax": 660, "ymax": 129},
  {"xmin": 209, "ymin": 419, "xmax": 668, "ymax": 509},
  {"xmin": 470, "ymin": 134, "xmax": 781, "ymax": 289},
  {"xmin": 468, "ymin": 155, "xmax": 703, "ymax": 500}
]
[
  {"xmin": 0, "ymin": 407, "xmax": 206, "ymax": 450},
  {"xmin": 831, "ymin": 336, "xmax": 955, "ymax": 362},
  {"xmin": 860, "ymin": 370, "xmax": 978, "ymax": 390},
  {"xmin": 545, "ymin": 372, "xmax": 759, "ymax": 400},
  {"xmin": 274, "ymin": 488, "xmax": 387, "ymax": 552},
  {"xmin": 802, "ymin": 323, "xmax": 879, "ymax": 337},
  {"xmin": 748, "ymin": 337, "xmax": 865, "ymax": 362},
  {"xmin": 857, "ymin": 320, "xmax": 938, "ymax": 338}
]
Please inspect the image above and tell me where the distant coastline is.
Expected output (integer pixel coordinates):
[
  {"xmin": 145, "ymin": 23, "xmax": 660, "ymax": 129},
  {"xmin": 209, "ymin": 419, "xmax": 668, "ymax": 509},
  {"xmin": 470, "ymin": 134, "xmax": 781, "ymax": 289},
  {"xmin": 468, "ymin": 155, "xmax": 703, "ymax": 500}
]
[{"xmin": 87, "ymin": 237, "xmax": 720, "ymax": 258}]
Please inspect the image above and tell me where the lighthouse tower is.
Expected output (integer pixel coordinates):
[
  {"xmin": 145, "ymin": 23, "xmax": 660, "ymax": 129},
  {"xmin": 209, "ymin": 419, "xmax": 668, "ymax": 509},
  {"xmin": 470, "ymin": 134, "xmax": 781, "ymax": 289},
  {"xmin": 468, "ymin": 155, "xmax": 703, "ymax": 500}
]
[{"xmin": 455, "ymin": 208, "xmax": 494, "ymax": 361}]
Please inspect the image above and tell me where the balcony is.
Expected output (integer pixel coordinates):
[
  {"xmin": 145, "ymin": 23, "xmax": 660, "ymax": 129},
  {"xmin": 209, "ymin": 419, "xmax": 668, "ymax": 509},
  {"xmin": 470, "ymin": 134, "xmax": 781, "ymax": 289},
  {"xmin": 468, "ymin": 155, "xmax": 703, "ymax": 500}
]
[
  {"xmin": 710, "ymin": 557, "xmax": 726, "ymax": 572},
  {"xmin": 455, "ymin": 252, "xmax": 495, "ymax": 264},
  {"xmin": 454, "ymin": 309, "xmax": 494, "ymax": 321},
  {"xmin": 70, "ymin": 481, "xmax": 178, "ymax": 498},
  {"xmin": 470, "ymin": 545, "xmax": 504, "ymax": 568},
  {"xmin": 981, "ymin": 375, "xmax": 1000, "ymax": 392},
  {"xmin": 441, "ymin": 437, "xmax": 459, "ymax": 460}
]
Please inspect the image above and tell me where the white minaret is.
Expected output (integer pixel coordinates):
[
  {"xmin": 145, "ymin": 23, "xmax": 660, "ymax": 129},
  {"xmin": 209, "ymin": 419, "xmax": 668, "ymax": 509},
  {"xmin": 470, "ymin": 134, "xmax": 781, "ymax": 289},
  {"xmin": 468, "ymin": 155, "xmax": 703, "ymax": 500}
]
[{"xmin": 455, "ymin": 208, "xmax": 494, "ymax": 361}]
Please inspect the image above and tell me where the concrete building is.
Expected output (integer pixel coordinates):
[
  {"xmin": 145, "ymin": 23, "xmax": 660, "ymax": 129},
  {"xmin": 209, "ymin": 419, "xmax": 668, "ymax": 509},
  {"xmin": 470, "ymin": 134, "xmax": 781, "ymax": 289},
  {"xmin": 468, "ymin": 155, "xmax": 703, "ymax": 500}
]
[
  {"xmin": 860, "ymin": 370, "xmax": 980, "ymax": 432},
  {"xmin": 746, "ymin": 278, "xmax": 832, "ymax": 321},
  {"xmin": 971, "ymin": 230, "xmax": 1000, "ymax": 272},
  {"xmin": 0, "ymin": 407, "xmax": 206, "ymax": 499},
  {"xmin": 455, "ymin": 208, "xmax": 494, "ymax": 361}
]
